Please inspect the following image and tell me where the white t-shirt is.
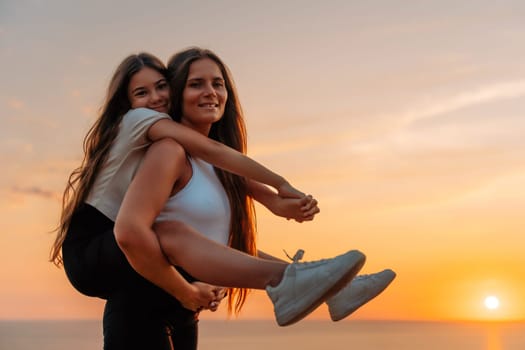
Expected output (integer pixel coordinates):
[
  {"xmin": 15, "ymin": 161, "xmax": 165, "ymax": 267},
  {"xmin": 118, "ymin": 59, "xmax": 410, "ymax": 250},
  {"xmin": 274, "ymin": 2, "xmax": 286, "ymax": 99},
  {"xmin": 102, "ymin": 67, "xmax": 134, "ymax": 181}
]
[
  {"xmin": 85, "ymin": 108, "xmax": 169, "ymax": 221},
  {"xmin": 156, "ymin": 158, "xmax": 231, "ymax": 245}
]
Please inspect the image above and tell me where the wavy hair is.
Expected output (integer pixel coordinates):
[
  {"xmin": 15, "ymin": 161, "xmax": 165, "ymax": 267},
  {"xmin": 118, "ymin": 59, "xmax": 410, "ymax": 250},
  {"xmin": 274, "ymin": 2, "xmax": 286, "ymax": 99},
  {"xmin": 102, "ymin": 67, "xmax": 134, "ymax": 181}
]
[
  {"xmin": 167, "ymin": 47, "xmax": 257, "ymax": 315},
  {"xmin": 50, "ymin": 53, "xmax": 167, "ymax": 266}
]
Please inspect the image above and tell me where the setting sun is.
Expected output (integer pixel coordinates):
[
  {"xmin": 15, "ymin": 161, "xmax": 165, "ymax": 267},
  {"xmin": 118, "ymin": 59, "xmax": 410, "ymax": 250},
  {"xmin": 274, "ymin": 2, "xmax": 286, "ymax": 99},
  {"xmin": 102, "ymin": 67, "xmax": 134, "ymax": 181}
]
[{"xmin": 484, "ymin": 296, "xmax": 500, "ymax": 310}]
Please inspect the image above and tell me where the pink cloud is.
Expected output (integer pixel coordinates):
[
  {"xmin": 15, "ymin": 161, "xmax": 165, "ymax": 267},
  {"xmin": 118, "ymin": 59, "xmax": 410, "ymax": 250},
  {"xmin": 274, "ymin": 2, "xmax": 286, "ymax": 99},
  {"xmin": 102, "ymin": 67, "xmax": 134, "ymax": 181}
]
[{"xmin": 7, "ymin": 98, "xmax": 25, "ymax": 110}]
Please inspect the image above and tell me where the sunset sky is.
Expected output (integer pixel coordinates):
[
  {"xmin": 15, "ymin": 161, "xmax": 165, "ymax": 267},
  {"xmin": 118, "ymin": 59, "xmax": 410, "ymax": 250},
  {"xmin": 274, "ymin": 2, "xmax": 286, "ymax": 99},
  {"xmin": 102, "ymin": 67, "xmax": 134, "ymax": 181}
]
[{"xmin": 1, "ymin": 0, "xmax": 524, "ymax": 322}]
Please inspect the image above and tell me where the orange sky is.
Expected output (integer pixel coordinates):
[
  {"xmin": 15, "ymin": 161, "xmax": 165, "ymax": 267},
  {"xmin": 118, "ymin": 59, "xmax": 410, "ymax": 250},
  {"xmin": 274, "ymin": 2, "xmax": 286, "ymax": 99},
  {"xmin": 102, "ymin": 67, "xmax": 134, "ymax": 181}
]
[{"xmin": 1, "ymin": 0, "xmax": 524, "ymax": 322}]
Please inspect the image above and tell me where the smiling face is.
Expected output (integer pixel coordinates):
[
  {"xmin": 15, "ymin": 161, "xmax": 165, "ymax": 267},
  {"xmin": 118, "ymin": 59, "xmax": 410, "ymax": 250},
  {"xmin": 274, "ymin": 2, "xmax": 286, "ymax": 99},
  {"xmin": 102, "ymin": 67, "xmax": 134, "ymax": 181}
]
[
  {"xmin": 127, "ymin": 66, "xmax": 170, "ymax": 113},
  {"xmin": 181, "ymin": 58, "xmax": 228, "ymax": 135}
]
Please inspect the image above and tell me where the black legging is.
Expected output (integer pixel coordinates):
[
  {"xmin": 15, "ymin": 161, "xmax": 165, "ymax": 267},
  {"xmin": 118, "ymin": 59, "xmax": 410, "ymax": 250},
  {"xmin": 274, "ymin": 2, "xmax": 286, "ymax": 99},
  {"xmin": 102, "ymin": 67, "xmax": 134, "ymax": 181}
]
[{"xmin": 63, "ymin": 203, "xmax": 198, "ymax": 350}]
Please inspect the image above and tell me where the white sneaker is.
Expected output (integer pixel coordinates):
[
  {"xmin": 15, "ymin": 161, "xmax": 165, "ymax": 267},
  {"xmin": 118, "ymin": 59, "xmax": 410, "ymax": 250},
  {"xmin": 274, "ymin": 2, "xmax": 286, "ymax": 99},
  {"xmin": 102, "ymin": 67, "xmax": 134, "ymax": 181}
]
[
  {"xmin": 266, "ymin": 249, "xmax": 366, "ymax": 326},
  {"xmin": 327, "ymin": 269, "xmax": 396, "ymax": 321}
]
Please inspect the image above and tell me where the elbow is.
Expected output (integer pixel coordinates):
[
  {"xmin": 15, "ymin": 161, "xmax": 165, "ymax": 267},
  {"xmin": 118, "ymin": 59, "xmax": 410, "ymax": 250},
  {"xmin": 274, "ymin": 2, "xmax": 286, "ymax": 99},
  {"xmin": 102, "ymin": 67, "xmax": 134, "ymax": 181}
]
[{"xmin": 114, "ymin": 219, "xmax": 141, "ymax": 252}]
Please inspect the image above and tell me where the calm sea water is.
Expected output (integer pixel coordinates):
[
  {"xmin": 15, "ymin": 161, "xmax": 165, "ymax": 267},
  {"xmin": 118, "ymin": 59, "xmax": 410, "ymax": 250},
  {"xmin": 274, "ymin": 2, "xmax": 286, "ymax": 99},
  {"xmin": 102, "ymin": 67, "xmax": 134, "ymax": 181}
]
[{"xmin": 1, "ymin": 320, "xmax": 524, "ymax": 350}]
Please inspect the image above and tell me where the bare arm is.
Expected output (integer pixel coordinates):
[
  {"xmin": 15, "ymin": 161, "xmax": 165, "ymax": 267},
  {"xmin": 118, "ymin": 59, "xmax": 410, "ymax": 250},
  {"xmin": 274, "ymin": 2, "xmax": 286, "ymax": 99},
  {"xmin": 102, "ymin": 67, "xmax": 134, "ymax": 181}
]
[
  {"xmin": 114, "ymin": 138, "xmax": 216, "ymax": 311},
  {"xmin": 247, "ymin": 180, "xmax": 320, "ymax": 222},
  {"xmin": 149, "ymin": 119, "xmax": 297, "ymax": 195}
]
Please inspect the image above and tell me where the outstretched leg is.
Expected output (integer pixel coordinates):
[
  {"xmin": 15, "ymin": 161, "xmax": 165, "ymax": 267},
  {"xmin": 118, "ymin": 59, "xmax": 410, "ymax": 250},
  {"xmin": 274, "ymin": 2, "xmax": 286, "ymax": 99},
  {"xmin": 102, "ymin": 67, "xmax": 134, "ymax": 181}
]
[
  {"xmin": 154, "ymin": 220, "xmax": 367, "ymax": 326},
  {"xmin": 154, "ymin": 220, "xmax": 287, "ymax": 289},
  {"xmin": 258, "ymin": 248, "xmax": 396, "ymax": 322}
]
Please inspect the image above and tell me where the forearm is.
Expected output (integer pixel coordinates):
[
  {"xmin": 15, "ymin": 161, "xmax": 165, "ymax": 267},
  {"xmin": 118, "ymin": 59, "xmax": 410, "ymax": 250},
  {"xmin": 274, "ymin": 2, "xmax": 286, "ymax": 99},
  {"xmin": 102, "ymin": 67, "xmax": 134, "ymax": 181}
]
[
  {"xmin": 248, "ymin": 180, "xmax": 300, "ymax": 218},
  {"xmin": 148, "ymin": 119, "xmax": 287, "ymax": 189},
  {"xmin": 115, "ymin": 224, "xmax": 192, "ymax": 299},
  {"xmin": 211, "ymin": 144, "xmax": 287, "ymax": 189},
  {"xmin": 198, "ymin": 140, "xmax": 287, "ymax": 189},
  {"xmin": 247, "ymin": 180, "xmax": 281, "ymax": 215}
]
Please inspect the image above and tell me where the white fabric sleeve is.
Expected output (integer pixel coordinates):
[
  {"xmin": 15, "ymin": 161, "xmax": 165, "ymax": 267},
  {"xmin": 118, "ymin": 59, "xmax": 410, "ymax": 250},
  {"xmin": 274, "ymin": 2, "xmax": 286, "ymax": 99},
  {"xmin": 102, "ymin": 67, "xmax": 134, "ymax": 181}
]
[{"xmin": 120, "ymin": 108, "xmax": 171, "ymax": 147}]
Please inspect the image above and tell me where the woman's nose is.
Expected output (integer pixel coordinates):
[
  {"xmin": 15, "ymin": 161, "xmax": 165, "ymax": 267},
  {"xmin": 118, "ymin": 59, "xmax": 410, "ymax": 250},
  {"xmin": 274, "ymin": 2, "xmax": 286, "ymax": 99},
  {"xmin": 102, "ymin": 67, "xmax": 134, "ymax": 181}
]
[
  {"xmin": 150, "ymin": 90, "xmax": 161, "ymax": 101},
  {"xmin": 203, "ymin": 83, "xmax": 217, "ymax": 96}
]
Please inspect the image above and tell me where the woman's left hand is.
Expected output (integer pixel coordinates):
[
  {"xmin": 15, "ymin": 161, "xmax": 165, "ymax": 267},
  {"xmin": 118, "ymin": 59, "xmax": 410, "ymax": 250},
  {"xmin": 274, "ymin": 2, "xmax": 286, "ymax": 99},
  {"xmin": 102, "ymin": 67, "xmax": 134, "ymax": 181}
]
[
  {"xmin": 299, "ymin": 194, "xmax": 320, "ymax": 221},
  {"xmin": 278, "ymin": 194, "xmax": 320, "ymax": 222},
  {"xmin": 200, "ymin": 285, "xmax": 227, "ymax": 312}
]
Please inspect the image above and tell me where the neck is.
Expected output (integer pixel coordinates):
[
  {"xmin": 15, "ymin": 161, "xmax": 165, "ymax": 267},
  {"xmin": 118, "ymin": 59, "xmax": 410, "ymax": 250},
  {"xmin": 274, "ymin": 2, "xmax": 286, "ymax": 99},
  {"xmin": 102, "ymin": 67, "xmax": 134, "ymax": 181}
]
[{"xmin": 181, "ymin": 120, "xmax": 211, "ymax": 136}]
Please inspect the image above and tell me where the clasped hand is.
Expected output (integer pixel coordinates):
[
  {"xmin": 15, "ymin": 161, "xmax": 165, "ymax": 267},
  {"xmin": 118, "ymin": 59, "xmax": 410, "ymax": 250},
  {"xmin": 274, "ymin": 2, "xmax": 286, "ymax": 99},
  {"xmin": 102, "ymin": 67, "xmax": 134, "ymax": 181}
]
[
  {"xmin": 182, "ymin": 281, "xmax": 227, "ymax": 313},
  {"xmin": 277, "ymin": 182, "xmax": 320, "ymax": 222}
]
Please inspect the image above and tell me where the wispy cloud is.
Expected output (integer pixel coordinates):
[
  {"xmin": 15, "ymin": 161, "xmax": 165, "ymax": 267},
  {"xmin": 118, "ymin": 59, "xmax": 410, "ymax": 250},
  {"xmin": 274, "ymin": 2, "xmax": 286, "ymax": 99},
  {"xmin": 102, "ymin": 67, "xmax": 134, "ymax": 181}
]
[
  {"xmin": 81, "ymin": 105, "xmax": 97, "ymax": 117},
  {"xmin": 399, "ymin": 80, "xmax": 525, "ymax": 125},
  {"xmin": 7, "ymin": 97, "xmax": 25, "ymax": 111},
  {"xmin": 75, "ymin": 54, "xmax": 95, "ymax": 66},
  {"xmin": 2, "ymin": 138, "xmax": 33, "ymax": 154},
  {"xmin": 250, "ymin": 80, "xmax": 525, "ymax": 159},
  {"xmin": 70, "ymin": 89, "xmax": 81, "ymax": 97},
  {"xmin": 11, "ymin": 186, "xmax": 59, "ymax": 200}
]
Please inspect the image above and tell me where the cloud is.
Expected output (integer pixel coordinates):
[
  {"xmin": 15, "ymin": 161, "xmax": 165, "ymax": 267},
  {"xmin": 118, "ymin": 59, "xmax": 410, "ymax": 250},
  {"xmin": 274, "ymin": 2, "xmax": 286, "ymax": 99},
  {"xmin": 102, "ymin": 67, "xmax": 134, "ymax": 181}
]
[
  {"xmin": 2, "ymin": 138, "xmax": 33, "ymax": 154},
  {"xmin": 345, "ymin": 79, "xmax": 525, "ymax": 155},
  {"xmin": 75, "ymin": 54, "xmax": 95, "ymax": 66},
  {"xmin": 7, "ymin": 98, "xmax": 25, "ymax": 110},
  {"xmin": 81, "ymin": 105, "xmax": 97, "ymax": 117},
  {"xmin": 399, "ymin": 80, "xmax": 525, "ymax": 125},
  {"xmin": 70, "ymin": 89, "xmax": 81, "ymax": 97},
  {"xmin": 11, "ymin": 186, "xmax": 59, "ymax": 200},
  {"xmin": 248, "ymin": 79, "xmax": 525, "ymax": 161}
]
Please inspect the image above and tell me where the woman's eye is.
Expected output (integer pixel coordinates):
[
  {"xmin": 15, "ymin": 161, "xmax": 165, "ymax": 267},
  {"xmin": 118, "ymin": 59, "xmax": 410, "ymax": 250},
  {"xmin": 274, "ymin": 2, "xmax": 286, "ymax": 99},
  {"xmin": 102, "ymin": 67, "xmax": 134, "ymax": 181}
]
[
  {"xmin": 158, "ymin": 82, "xmax": 168, "ymax": 90},
  {"xmin": 135, "ymin": 90, "xmax": 146, "ymax": 97}
]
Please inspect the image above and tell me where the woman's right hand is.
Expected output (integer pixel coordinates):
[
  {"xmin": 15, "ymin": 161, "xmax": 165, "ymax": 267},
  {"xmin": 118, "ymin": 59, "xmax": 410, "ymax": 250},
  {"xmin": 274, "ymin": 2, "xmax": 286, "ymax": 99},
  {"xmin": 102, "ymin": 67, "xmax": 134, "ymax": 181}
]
[
  {"xmin": 276, "ymin": 194, "xmax": 320, "ymax": 222},
  {"xmin": 179, "ymin": 282, "xmax": 217, "ymax": 312},
  {"xmin": 207, "ymin": 287, "xmax": 227, "ymax": 312}
]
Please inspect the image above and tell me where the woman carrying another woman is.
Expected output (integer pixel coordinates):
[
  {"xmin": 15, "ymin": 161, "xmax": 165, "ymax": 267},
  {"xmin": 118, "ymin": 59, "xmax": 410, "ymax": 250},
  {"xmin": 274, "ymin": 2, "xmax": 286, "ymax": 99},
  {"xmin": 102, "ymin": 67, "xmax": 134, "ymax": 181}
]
[
  {"xmin": 115, "ymin": 47, "xmax": 394, "ymax": 346},
  {"xmin": 52, "ymin": 51, "xmax": 370, "ymax": 349}
]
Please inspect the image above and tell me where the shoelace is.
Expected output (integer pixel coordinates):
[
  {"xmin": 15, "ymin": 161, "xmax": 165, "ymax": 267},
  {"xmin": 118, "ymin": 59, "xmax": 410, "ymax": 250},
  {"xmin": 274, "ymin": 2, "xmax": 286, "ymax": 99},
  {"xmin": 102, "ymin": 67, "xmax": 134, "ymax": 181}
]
[
  {"xmin": 285, "ymin": 249, "xmax": 367, "ymax": 277},
  {"xmin": 283, "ymin": 249, "xmax": 305, "ymax": 263},
  {"xmin": 283, "ymin": 249, "xmax": 332, "ymax": 266}
]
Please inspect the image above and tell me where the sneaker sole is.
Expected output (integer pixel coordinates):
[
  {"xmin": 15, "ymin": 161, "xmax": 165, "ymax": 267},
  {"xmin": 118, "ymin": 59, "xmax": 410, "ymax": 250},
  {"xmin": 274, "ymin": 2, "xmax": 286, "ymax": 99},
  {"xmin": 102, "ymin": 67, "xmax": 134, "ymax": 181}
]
[{"xmin": 279, "ymin": 251, "xmax": 366, "ymax": 326}]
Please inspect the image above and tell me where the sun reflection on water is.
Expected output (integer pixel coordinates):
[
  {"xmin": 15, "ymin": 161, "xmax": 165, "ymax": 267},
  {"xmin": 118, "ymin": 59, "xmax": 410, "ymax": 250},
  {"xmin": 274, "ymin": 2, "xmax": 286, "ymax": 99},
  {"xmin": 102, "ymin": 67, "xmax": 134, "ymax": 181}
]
[{"xmin": 485, "ymin": 323, "xmax": 502, "ymax": 350}]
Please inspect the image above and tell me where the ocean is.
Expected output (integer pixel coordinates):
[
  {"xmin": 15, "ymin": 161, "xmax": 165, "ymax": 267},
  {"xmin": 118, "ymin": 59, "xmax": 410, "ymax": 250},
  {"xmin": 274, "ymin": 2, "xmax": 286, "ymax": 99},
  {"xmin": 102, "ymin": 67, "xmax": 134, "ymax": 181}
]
[{"xmin": 1, "ymin": 320, "xmax": 524, "ymax": 350}]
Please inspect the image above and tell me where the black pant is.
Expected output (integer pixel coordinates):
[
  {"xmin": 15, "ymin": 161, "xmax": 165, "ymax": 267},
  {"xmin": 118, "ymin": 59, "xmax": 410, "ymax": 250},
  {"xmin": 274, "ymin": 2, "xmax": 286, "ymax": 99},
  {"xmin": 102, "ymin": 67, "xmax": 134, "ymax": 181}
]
[
  {"xmin": 63, "ymin": 203, "xmax": 198, "ymax": 349},
  {"xmin": 103, "ymin": 286, "xmax": 198, "ymax": 350}
]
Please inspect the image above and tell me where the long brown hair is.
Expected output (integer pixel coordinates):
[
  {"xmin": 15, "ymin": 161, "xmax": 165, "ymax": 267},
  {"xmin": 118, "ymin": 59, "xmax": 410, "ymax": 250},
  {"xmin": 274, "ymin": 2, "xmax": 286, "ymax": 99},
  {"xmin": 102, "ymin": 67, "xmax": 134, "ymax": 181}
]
[
  {"xmin": 50, "ymin": 53, "xmax": 167, "ymax": 266},
  {"xmin": 167, "ymin": 47, "xmax": 257, "ymax": 315}
]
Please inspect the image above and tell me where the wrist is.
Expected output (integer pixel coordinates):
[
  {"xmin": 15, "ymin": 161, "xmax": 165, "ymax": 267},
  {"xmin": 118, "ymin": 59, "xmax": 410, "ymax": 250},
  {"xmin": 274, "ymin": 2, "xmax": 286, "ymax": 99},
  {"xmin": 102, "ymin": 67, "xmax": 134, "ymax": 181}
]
[
  {"xmin": 274, "ymin": 177, "xmax": 288, "ymax": 191},
  {"xmin": 171, "ymin": 279, "xmax": 195, "ymax": 300}
]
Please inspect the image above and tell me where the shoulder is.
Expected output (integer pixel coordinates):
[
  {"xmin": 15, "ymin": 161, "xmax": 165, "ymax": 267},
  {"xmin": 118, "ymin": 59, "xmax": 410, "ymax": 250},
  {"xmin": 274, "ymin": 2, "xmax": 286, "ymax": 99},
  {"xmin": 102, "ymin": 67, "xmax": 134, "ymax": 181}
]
[
  {"xmin": 122, "ymin": 108, "xmax": 170, "ymax": 128},
  {"xmin": 146, "ymin": 138, "xmax": 186, "ymax": 162},
  {"xmin": 139, "ymin": 138, "xmax": 188, "ymax": 183}
]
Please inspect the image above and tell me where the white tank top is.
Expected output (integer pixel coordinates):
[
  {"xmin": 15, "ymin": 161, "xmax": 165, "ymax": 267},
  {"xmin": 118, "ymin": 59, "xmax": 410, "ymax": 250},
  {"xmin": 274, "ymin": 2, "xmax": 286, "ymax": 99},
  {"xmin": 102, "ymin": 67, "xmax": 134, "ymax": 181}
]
[{"xmin": 156, "ymin": 158, "xmax": 231, "ymax": 246}]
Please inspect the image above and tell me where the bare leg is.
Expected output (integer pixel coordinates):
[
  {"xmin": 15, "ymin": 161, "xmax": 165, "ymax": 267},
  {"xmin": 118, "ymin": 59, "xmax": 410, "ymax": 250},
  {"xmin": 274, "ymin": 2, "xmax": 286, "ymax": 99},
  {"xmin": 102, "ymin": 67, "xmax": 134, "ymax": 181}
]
[
  {"xmin": 154, "ymin": 220, "xmax": 287, "ymax": 289},
  {"xmin": 258, "ymin": 250, "xmax": 287, "ymax": 262},
  {"xmin": 155, "ymin": 220, "xmax": 367, "ymax": 326}
]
